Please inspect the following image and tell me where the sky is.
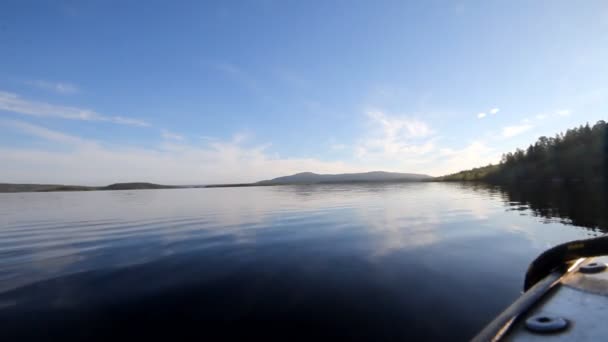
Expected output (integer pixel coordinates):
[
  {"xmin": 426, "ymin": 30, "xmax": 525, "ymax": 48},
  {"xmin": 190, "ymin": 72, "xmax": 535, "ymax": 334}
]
[{"xmin": 1, "ymin": 0, "xmax": 607, "ymax": 185}]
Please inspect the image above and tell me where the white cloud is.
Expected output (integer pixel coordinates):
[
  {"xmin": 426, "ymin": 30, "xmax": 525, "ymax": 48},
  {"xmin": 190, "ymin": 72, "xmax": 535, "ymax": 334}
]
[
  {"xmin": 0, "ymin": 91, "xmax": 149, "ymax": 126},
  {"xmin": 26, "ymin": 80, "xmax": 79, "ymax": 95},
  {"xmin": 356, "ymin": 110, "xmax": 435, "ymax": 162},
  {"xmin": 232, "ymin": 133, "xmax": 248, "ymax": 144},
  {"xmin": 348, "ymin": 110, "xmax": 503, "ymax": 176},
  {"xmin": 111, "ymin": 117, "xmax": 149, "ymax": 126},
  {"xmin": 0, "ymin": 110, "xmax": 505, "ymax": 182},
  {"xmin": 0, "ymin": 93, "xmax": 525, "ymax": 184},
  {"xmin": 366, "ymin": 110, "xmax": 433, "ymax": 138},
  {"xmin": 425, "ymin": 141, "xmax": 498, "ymax": 176},
  {"xmin": 476, "ymin": 107, "xmax": 498, "ymax": 119},
  {"xmin": 0, "ymin": 121, "xmax": 366, "ymax": 185},
  {"xmin": 199, "ymin": 136, "xmax": 220, "ymax": 144},
  {"xmin": 501, "ymin": 124, "xmax": 533, "ymax": 138},
  {"xmin": 528, "ymin": 109, "xmax": 573, "ymax": 123},
  {"xmin": 0, "ymin": 119, "xmax": 90, "ymax": 145},
  {"xmin": 161, "ymin": 129, "xmax": 184, "ymax": 141}
]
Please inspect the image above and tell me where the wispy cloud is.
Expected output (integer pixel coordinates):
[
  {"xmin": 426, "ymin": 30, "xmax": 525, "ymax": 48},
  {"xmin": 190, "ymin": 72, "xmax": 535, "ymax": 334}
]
[
  {"xmin": 556, "ymin": 109, "xmax": 571, "ymax": 117},
  {"xmin": 0, "ymin": 109, "xmax": 504, "ymax": 182},
  {"xmin": 501, "ymin": 124, "xmax": 533, "ymax": 138},
  {"xmin": 161, "ymin": 129, "xmax": 184, "ymax": 141},
  {"xmin": 490, "ymin": 108, "xmax": 500, "ymax": 114},
  {"xmin": 0, "ymin": 91, "xmax": 149, "ymax": 126},
  {"xmin": 477, "ymin": 112, "xmax": 486, "ymax": 119},
  {"xmin": 200, "ymin": 135, "xmax": 218, "ymax": 142},
  {"xmin": 0, "ymin": 121, "xmax": 366, "ymax": 185},
  {"xmin": 25, "ymin": 80, "xmax": 79, "ymax": 95},
  {"xmin": 0, "ymin": 119, "xmax": 89, "ymax": 145}
]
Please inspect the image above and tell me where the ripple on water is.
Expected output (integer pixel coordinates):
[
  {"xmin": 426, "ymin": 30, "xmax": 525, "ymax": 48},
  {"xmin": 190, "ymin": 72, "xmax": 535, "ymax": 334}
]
[{"xmin": 0, "ymin": 184, "xmax": 603, "ymax": 341}]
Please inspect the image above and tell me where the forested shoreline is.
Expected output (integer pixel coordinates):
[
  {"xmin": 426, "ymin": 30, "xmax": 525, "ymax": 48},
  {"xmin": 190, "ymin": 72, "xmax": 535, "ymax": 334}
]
[{"xmin": 436, "ymin": 121, "xmax": 608, "ymax": 184}]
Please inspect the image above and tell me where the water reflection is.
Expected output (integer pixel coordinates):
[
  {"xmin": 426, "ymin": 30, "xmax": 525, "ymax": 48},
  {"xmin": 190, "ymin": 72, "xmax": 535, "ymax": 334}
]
[
  {"xmin": 0, "ymin": 183, "xmax": 605, "ymax": 341},
  {"xmin": 465, "ymin": 182, "xmax": 608, "ymax": 234}
]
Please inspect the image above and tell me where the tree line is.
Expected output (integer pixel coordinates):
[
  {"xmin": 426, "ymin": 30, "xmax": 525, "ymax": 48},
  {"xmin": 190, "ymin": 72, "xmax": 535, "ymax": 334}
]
[{"xmin": 436, "ymin": 120, "xmax": 608, "ymax": 184}]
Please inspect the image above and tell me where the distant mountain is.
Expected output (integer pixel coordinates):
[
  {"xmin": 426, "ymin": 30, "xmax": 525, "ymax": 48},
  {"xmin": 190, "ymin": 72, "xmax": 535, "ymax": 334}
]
[
  {"xmin": 256, "ymin": 171, "xmax": 431, "ymax": 185},
  {"xmin": 0, "ymin": 182, "xmax": 179, "ymax": 193}
]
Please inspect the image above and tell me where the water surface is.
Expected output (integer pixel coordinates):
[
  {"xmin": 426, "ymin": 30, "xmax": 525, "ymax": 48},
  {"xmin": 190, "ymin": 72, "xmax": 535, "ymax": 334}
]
[{"xmin": 0, "ymin": 182, "xmax": 602, "ymax": 340}]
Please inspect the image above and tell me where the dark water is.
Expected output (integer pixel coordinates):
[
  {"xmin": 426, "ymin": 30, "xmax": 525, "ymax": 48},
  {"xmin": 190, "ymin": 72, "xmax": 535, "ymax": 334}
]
[{"xmin": 0, "ymin": 183, "xmax": 604, "ymax": 341}]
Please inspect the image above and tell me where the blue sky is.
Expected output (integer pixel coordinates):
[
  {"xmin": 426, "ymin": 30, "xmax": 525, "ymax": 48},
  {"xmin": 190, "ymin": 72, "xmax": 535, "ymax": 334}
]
[{"xmin": 1, "ymin": 0, "xmax": 607, "ymax": 184}]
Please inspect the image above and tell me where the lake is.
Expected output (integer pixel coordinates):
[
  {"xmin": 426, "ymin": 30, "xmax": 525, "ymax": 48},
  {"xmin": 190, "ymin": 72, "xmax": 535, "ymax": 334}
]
[{"xmin": 0, "ymin": 182, "xmax": 603, "ymax": 341}]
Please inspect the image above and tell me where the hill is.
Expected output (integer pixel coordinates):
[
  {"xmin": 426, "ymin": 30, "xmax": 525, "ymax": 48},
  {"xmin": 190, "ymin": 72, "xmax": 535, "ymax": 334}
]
[
  {"xmin": 257, "ymin": 171, "xmax": 431, "ymax": 185},
  {"xmin": 0, "ymin": 183, "xmax": 96, "ymax": 193},
  {"xmin": 101, "ymin": 183, "xmax": 178, "ymax": 190}
]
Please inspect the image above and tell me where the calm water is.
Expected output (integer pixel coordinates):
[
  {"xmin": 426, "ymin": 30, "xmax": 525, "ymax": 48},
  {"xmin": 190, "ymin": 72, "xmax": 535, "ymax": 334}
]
[{"xmin": 0, "ymin": 182, "xmax": 603, "ymax": 341}]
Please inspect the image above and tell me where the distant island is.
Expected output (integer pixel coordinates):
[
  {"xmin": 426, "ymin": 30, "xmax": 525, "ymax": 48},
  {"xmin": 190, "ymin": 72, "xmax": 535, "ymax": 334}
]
[
  {"xmin": 1, "ymin": 172, "xmax": 432, "ymax": 193},
  {"xmin": 0, "ymin": 182, "xmax": 181, "ymax": 193}
]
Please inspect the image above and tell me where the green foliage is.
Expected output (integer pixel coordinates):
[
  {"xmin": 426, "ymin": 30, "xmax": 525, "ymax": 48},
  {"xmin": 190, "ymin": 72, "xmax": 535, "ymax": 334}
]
[
  {"xmin": 437, "ymin": 120, "xmax": 608, "ymax": 184},
  {"xmin": 435, "ymin": 164, "xmax": 500, "ymax": 181}
]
